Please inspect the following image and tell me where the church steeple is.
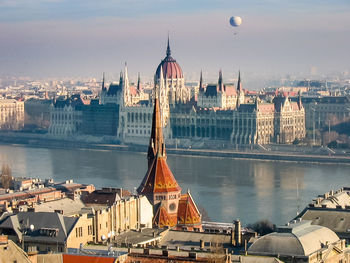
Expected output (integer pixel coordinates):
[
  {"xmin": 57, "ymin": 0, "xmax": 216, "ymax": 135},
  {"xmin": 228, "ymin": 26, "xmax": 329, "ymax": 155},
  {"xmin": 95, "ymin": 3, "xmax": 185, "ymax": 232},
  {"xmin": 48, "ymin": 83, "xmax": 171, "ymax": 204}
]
[
  {"xmin": 166, "ymin": 35, "xmax": 171, "ymax": 57},
  {"xmin": 148, "ymin": 73, "xmax": 166, "ymax": 167}
]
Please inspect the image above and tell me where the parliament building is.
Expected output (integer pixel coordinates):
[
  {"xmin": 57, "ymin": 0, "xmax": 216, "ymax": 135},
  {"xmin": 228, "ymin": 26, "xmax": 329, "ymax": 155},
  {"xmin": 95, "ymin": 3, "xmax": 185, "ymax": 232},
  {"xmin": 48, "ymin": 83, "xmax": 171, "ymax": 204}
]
[{"xmin": 49, "ymin": 38, "xmax": 306, "ymax": 146}]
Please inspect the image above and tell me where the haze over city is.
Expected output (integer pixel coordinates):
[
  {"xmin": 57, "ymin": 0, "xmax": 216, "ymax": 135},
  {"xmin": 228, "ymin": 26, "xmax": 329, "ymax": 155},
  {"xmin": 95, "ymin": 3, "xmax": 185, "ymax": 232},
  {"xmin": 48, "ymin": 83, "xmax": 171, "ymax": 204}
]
[{"xmin": 0, "ymin": 0, "xmax": 350, "ymax": 85}]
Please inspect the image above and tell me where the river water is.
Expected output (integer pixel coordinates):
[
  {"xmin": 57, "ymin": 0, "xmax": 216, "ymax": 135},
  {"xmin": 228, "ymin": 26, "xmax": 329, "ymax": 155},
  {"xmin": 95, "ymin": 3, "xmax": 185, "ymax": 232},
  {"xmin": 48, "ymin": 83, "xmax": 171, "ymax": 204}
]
[{"xmin": 1, "ymin": 144, "xmax": 349, "ymax": 226}]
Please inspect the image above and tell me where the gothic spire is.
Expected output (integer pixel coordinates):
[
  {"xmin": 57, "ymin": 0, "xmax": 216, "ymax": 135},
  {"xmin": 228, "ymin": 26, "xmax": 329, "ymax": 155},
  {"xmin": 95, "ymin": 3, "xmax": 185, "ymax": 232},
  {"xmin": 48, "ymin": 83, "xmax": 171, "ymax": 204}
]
[
  {"xmin": 297, "ymin": 90, "xmax": 303, "ymax": 110},
  {"xmin": 166, "ymin": 35, "xmax": 171, "ymax": 57},
  {"xmin": 119, "ymin": 71, "xmax": 123, "ymax": 86},
  {"xmin": 137, "ymin": 72, "xmax": 141, "ymax": 91},
  {"xmin": 218, "ymin": 69, "xmax": 224, "ymax": 92},
  {"xmin": 237, "ymin": 70, "xmax": 242, "ymax": 92},
  {"xmin": 102, "ymin": 72, "xmax": 106, "ymax": 91},
  {"xmin": 199, "ymin": 70, "xmax": 204, "ymax": 92}
]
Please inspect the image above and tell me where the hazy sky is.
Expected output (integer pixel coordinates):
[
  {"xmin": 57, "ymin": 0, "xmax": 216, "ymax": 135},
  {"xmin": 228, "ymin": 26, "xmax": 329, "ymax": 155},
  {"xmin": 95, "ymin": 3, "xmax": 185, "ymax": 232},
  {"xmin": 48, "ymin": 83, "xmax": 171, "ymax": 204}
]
[{"xmin": 0, "ymin": 0, "xmax": 350, "ymax": 85}]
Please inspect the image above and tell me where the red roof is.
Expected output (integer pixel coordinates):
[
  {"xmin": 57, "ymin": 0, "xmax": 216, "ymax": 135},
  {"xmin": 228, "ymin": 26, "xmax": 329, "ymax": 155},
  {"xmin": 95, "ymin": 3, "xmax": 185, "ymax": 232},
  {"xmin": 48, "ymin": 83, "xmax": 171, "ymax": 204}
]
[
  {"xmin": 129, "ymin": 86, "xmax": 139, "ymax": 96},
  {"xmin": 63, "ymin": 254, "xmax": 116, "ymax": 263},
  {"xmin": 177, "ymin": 193, "xmax": 201, "ymax": 227},
  {"xmin": 153, "ymin": 205, "xmax": 178, "ymax": 228},
  {"xmin": 139, "ymin": 156, "xmax": 181, "ymax": 194},
  {"xmin": 138, "ymin": 98, "xmax": 181, "ymax": 195},
  {"xmin": 156, "ymin": 57, "xmax": 183, "ymax": 79},
  {"xmin": 257, "ymin": 103, "xmax": 275, "ymax": 113},
  {"xmin": 224, "ymin": 85, "xmax": 237, "ymax": 96}
]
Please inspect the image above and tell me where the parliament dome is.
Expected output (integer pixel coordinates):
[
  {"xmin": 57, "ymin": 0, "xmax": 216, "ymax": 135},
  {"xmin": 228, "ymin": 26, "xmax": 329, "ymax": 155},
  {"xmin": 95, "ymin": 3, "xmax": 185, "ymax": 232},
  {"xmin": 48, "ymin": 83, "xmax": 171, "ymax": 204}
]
[{"xmin": 155, "ymin": 39, "xmax": 183, "ymax": 80}]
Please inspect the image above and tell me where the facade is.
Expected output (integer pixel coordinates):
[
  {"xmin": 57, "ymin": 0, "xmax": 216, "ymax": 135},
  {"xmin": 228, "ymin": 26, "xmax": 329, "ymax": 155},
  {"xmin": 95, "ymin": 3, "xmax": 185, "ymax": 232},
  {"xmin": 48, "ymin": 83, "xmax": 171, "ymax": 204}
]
[
  {"xmin": 81, "ymin": 188, "xmax": 153, "ymax": 242},
  {"xmin": 0, "ymin": 99, "xmax": 24, "ymax": 130},
  {"xmin": 197, "ymin": 70, "xmax": 239, "ymax": 109},
  {"xmin": 231, "ymin": 94, "xmax": 305, "ymax": 145},
  {"xmin": 137, "ymin": 95, "xmax": 202, "ymax": 230},
  {"xmin": 81, "ymin": 99, "xmax": 119, "ymax": 137},
  {"xmin": 302, "ymin": 96, "xmax": 350, "ymax": 131},
  {"xmin": 48, "ymin": 94, "xmax": 86, "ymax": 137}
]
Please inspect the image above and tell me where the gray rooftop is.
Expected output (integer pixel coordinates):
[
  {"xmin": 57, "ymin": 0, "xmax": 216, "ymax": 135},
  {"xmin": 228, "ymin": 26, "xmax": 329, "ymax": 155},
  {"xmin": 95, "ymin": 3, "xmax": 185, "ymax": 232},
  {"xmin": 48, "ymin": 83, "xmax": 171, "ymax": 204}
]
[
  {"xmin": 0, "ymin": 212, "xmax": 78, "ymax": 244},
  {"xmin": 34, "ymin": 197, "xmax": 86, "ymax": 216},
  {"xmin": 248, "ymin": 220, "xmax": 339, "ymax": 257}
]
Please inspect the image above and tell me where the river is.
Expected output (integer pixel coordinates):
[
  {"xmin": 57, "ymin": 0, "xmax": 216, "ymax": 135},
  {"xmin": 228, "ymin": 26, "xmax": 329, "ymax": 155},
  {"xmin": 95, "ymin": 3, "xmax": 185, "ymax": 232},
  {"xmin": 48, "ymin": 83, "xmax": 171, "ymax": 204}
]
[{"xmin": 1, "ymin": 144, "xmax": 349, "ymax": 226}]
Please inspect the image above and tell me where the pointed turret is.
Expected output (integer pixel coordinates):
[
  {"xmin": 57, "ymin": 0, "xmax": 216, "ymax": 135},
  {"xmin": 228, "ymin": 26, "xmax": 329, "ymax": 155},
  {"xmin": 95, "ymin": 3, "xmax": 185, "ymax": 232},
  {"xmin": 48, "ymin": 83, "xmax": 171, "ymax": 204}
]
[
  {"xmin": 236, "ymin": 70, "xmax": 245, "ymax": 108},
  {"xmin": 199, "ymin": 70, "xmax": 204, "ymax": 92},
  {"xmin": 101, "ymin": 72, "xmax": 106, "ymax": 91},
  {"xmin": 218, "ymin": 70, "xmax": 224, "ymax": 92},
  {"xmin": 119, "ymin": 71, "xmax": 123, "ymax": 86},
  {"xmin": 297, "ymin": 90, "xmax": 303, "ymax": 110},
  {"xmin": 123, "ymin": 63, "xmax": 130, "ymax": 106},
  {"xmin": 137, "ymin": 72, "xmax": 141, "ymax": 92},
  {"xmin": 237, "ymin": 70, "xmax": 242, "ymax": 92}
]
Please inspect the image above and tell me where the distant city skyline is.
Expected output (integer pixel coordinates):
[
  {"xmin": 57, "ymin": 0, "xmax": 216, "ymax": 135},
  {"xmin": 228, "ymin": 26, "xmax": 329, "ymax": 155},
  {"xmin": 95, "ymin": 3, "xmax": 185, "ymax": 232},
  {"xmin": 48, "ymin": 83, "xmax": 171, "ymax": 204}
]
[{"xmin": 0, "ymin": 0, "xmax": 349, "ymax": 87}]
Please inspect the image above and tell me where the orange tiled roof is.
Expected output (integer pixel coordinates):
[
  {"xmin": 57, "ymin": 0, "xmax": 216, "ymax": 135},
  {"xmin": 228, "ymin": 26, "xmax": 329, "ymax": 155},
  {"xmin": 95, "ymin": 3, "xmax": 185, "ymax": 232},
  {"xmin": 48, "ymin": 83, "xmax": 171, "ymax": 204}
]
[
  {"xmin": 153, "ymin": 205, "xmax": 178, "ymax": 228},
  {"xmin": 177, "ymin": 192, "xmax": 202, "ymax": 226},
  {"xmin": 139, "ymin": 155, "xmax": 181, "ymax": 194}
]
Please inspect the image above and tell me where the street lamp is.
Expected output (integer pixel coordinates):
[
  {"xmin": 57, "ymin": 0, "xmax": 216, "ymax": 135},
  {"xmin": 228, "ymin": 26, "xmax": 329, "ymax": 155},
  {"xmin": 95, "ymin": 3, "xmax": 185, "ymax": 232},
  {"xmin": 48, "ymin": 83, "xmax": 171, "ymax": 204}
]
[{"xmin": 101, "ymin": 235, "xmax": 106, "ymax": 245}]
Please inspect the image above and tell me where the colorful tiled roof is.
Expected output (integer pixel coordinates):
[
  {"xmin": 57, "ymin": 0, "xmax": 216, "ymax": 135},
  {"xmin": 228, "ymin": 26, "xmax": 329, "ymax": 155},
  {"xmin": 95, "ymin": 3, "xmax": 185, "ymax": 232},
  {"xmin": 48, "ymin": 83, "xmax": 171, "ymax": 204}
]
[
  {"xmin": 153, "ymin": 204, "xmax": 178, "ymax": 228},
  {"xmin": 177, "ymin": 192, "xmax": 201, "ymax": 226},
  {"xmin": 138, "ymin": 155, "xmax": 181, "ymax": 194}
]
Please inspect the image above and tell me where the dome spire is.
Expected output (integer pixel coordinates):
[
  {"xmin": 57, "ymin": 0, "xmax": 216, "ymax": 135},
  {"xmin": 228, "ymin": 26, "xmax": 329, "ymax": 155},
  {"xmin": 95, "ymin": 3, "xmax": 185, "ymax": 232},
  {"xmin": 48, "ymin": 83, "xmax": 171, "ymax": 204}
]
[{"xmin": 166, "ymin": 34, "xmax": 171, "ymax": 57}]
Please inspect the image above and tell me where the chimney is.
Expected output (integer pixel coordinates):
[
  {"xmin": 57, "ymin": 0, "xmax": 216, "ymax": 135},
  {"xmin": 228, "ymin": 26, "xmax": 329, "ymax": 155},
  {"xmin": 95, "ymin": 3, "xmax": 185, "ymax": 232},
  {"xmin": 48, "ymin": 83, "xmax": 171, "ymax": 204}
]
[
  {"xmin": 234, "ymin": 219, "xmax": 241, "ymax": 247},
  {"xmin": 200, "ymin": 239, "xmax": 204, "ymax": 249},
  {"xmin": 189, "ymin": 252, "xmax": 197, "ymax": 259}
]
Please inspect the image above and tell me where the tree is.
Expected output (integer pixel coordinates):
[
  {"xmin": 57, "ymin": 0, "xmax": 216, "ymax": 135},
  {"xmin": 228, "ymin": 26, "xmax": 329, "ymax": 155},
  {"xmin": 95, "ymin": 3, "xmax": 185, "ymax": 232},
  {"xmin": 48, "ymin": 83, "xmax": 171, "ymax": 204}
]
[
  {"xmin": 246, "ymin": 220, "xmax": 276, "ymax": 236},
  {"xmin": 197, "ymin": 205, "xmax": 211, "ymax": 221}
]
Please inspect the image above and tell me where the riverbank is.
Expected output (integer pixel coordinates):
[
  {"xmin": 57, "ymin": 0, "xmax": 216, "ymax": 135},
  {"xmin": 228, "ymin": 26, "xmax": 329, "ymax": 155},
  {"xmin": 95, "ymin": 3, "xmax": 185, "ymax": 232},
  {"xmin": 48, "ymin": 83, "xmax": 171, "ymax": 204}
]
[{"xmin": 0, "ymin": 132, "xmax": 349, "ymax": 164}]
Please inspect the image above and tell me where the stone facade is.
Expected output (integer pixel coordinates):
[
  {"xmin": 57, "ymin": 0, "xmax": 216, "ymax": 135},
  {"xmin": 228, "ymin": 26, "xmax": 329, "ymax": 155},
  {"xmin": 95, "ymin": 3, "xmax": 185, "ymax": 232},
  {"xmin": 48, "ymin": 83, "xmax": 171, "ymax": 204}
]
[{"xmin": 0, "ymin": 99, "xmax": 24, "ymax": 130}]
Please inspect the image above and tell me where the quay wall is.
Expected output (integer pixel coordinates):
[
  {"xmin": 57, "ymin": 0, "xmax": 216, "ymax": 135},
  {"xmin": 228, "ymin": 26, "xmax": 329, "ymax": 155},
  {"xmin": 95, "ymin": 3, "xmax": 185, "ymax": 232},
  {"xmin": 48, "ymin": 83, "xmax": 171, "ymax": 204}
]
[{"xmin": 0, "ymin": 132, "xmax": 349, "ymax": 164}]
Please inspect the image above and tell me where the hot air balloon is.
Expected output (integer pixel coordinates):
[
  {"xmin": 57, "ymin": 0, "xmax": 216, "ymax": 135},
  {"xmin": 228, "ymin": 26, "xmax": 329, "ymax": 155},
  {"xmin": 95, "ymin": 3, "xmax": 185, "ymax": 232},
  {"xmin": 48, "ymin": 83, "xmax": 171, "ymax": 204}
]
[{"xmin": 230, "ymin": 16, "xmax": 242, "ymax": 27}]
